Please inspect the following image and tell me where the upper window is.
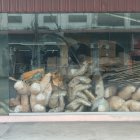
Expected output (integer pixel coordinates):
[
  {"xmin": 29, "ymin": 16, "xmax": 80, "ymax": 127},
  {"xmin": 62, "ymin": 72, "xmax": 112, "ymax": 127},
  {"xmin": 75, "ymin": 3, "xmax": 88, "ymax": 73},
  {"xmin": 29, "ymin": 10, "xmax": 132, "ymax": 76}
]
[
  {"xmin": 130, "ymin": 13, "xmax": 140, "ymax": 26},
  {"xmin": 43, "ymin": 16, "xmax": 57, "ymax": 23},
  {"xmin": 68, "ymin": 15, "xmax": 87, "ymax": 22},
  {"xmin": 8, "ymin": 16, "xmax": 22, "ymax": 23},
  {"xmin": 98, "ymin": 13, "xmax": 124, "ymax": 26}
]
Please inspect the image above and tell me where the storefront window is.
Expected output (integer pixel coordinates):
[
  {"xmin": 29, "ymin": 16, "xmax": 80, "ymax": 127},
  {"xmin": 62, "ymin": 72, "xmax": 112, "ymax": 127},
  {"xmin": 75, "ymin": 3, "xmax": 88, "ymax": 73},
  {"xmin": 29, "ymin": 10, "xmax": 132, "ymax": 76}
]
[{"xmin": 3, "ymin": 13, "xmax": 140, "ymax": 113}]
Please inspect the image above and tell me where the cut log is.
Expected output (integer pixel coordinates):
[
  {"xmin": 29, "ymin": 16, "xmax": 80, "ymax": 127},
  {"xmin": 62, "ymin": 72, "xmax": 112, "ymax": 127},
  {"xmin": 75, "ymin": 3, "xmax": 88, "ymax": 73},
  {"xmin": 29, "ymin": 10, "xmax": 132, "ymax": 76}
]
[
  {"xmin": 66, "ymin": 98, "xmax": 91, "ymax": 111},
  {"xmin": 132, "ymin": 88, "xmax": 140, "ymax": 101},
  {"xmin": 108, "ymin": 96, "xmax": 125, "ymax": 111},
  {"xmin": 40, "ymin": 73, "xmax": 51, "ymax": 92},
  {"xmin": 43, "ymin": 83, "xmax": 53, "ymax": 106},
  {"xmin": 91, "ymin": 98, "xmax": 109, "ymax": 112},
  {"xmin": 98, "ymin": 98, "xmax": 110, "ymax": 112},
  {"xmin": 49, "ymin": 90, "xmax": 66, "ymax": 109},
  {"xmin": 21, "ymin": 68, "xmax": 44, "ymax": 81},
  {"xmin": 49, "ymin": 95, "xmax": 65, "ymax": 112},
  {"xmin": 30, "ymin": 83, "xmax": 41, "ymax": 95},
  {"xmin": 118, "ymin": 85, "xmax": 136, "ymax": 100},
  {"xmin": 68, "ymin": 61, "xmax": 88, "ymax": 77},
  {"xmin": 68, "ymin": 76, "xmax": 91, "ymax": 88},
  {"xmin": 36, "ymin": 93, "xmax": 46, "ymax": 106},
  {"xmin": 32, "ymin": 104, "xmax": 46, "ymax": 112},
  {"xmin": 14, "ymin": 94, "xmax": 30, "ymax": 112},
  {"xmin": 104, "ymin": 86, "xmax": 117, "ymax": 99},
  {"xmin": 52, "ymin": 72, "xmax": 64, "ymax": 88},
  {"xmin": 73, "ymin": 84, "xmax": 92, "ymax": 95},
  {"xmin": 75, "ymin": 105, "xmax": 85, "ymax": 112},
  {"xmin": 14, "ymin": 80, "xmax": 30, "ymax": 95},
  {"xmin": 84, "ymin": 90, "xmax": 95, "ymax": 101}
]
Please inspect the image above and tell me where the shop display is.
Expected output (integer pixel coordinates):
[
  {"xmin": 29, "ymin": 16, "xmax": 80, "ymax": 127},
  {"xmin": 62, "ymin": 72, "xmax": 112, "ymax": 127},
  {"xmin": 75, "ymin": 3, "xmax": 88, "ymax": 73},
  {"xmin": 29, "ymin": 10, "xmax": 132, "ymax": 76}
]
[
  {"xmin": 8, "ymin": 60, "xmax": 140, "ymax": 113},
  {"xmin": 0, "ymin": 12, "xmax": 140, "ymax": 115}
]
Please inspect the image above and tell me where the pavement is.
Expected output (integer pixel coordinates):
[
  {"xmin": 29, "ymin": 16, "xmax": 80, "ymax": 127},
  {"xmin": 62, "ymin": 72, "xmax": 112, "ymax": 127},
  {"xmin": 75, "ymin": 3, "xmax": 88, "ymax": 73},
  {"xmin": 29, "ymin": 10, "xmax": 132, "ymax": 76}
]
[{"xmin": 0, "ymin": 122, "xmax": 140, "ymax": 140}]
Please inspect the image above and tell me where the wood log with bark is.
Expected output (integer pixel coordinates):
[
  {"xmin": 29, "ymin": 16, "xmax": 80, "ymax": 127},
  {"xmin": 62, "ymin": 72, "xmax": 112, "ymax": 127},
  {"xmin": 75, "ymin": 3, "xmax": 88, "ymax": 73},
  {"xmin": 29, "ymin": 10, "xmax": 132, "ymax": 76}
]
[
  {"xmin": 9, "ymin": 61, "xmax": 140, "ymax": 113},
  {"xmin": 13, "ymin": 80, "xmax": 30, "ymax": 112}
]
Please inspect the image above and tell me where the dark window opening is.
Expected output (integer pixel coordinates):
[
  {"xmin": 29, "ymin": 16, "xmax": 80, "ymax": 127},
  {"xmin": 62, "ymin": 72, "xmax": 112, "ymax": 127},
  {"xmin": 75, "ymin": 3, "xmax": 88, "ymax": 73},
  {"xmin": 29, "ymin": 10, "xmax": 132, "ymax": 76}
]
[
  {"xmin": 98, "ymin": 13, "xmax": 124, "ymax": 26},
  {"xmin": 130, "ymin": 13, "xmax": 140, "ymax": 26},
  {"xmin": 69, "ymin": 15, "xmax": 87, "ymax": 22},
  {"xmin": 8, "ymin": 16, "xmax": 22, "ymax": 23},
  {"xmin": 44, "ymin": 16, "xmax": 57, "ymax": 23}
]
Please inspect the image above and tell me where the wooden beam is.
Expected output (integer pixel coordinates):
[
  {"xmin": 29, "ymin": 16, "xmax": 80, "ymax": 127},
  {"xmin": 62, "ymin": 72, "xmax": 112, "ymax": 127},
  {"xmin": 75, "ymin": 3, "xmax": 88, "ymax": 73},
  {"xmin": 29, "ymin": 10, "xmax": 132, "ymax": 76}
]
[{"xmin": 59, "ymin": 44, "xmax": 68, "ymax": 75}]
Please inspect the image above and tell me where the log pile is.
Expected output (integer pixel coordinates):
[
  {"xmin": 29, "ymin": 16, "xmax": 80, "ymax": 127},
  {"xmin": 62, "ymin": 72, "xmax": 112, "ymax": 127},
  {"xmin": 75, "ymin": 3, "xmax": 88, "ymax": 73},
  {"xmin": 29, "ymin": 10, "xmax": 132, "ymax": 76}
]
[
  {"xmin": 9, "ymin": 61, "xmax": 140, "ymax": 113},
  {"xmin": 105, "ymin": 85, "xmax": 140, "ymax": 112},
  {"xmin": 103, "ymin": 61, "xmax": 140, "ymax": 85},
  {"xmin": 103, "ymin": 62, "xmax": 140, "ymax": 112}
]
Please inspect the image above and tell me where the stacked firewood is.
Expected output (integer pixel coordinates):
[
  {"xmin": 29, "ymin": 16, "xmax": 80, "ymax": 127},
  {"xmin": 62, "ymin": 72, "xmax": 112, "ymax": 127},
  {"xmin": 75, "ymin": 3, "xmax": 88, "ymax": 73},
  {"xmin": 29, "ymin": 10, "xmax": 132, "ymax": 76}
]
[
  {"xmin": 66, "ymin": 61, "xmax": 95, "ymax": 112},
  {"xmin": 10, "ymin": 70, "xmax": 67, "ymax": 113},
  {"xmin": 104, "ymin": 84, "xmax": 140, "ymax": 112},
  {"xmin": 103, "ymin": 62, "xmax": 140, "ymax": 112},
  {"xmin": 9, "ymin": 62, "xmax": 95, "ymax": 113},
  {"xmin": 9, "ymin": 61, "xmax": 140, "ymax": 113}
]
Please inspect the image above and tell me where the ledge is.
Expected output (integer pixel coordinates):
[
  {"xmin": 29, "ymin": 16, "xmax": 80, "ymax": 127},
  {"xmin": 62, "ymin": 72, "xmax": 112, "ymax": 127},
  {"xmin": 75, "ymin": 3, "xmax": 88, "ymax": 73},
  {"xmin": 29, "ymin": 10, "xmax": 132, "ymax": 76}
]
[{"xmin": 0, "ymin": 112, "xmax": 140, "ymax": 122}]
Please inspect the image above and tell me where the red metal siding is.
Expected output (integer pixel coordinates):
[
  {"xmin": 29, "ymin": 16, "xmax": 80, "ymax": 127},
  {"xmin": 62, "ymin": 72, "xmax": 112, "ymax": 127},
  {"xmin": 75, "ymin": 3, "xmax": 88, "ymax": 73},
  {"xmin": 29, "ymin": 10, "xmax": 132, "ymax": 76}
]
[{"xmin": 0, "ymin": 0, "xmax": 140, "ymax": 13}]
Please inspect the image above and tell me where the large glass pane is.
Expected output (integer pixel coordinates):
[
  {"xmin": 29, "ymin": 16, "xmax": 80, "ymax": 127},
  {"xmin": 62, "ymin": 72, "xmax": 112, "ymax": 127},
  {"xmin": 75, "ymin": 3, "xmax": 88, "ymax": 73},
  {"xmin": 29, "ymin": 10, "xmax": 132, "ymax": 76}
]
[
  {"xmin": 8, "ymin": 13, "xmax": 140, "ymax": 113},
  {"xmin": 0, "ymin": 13, "xmax": 9, "ymax": 115}
]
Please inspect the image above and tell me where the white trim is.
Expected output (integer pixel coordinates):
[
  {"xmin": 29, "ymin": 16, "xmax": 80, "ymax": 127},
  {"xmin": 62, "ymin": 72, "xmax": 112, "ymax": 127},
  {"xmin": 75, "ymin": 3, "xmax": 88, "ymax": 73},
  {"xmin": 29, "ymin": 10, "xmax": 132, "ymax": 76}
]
[{"xmin": 0, "ymin": 113, "xmax": 140, "ymax": 122}]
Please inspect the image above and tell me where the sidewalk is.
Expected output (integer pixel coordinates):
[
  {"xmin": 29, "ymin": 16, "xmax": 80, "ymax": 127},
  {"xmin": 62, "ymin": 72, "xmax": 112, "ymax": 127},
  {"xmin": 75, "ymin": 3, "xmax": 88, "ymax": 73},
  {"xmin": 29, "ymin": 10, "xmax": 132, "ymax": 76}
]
[{"xmin": 0, "ymin": 122, "xmax": 140, "ymax": 140}]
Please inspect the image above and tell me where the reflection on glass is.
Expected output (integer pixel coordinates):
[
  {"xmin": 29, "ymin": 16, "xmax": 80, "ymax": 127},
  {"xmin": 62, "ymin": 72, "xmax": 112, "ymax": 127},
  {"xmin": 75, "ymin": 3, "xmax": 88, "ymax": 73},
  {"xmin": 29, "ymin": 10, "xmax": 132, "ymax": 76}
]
[
  {"xmin": 6, "ymin": 13, "xmax": 140, "ymax": 113},
  {"xmin": 0, "ymin": 13, "xmax": 9, "ymax": 115}
]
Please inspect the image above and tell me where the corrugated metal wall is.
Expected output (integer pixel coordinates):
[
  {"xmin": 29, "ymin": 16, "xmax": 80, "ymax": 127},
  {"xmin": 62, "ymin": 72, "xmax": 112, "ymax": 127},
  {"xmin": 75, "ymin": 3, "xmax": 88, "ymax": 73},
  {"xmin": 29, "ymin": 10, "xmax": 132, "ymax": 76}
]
[{"xmin": 0, "ymin": 0, "xmax": 140, "ymax": 13}]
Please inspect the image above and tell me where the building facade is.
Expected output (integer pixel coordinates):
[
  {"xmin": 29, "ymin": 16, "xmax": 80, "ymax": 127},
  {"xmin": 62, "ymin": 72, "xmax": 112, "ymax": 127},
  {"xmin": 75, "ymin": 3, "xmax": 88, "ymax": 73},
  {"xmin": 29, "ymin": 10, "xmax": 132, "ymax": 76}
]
[{"xmin": 0, "ymin": 0, "xmax": 140, "ymax": 121}]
